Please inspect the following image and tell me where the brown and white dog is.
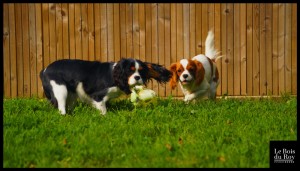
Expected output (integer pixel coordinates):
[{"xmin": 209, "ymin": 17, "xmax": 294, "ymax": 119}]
[{"xmin": 169, "ymin": 30, "xmax": 221, "ymax": 102}]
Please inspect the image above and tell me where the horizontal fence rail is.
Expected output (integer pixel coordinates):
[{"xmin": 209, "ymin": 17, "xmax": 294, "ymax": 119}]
[{"xmin": 3, "ymin": 3, "xmax": 297, "ymax": 98}]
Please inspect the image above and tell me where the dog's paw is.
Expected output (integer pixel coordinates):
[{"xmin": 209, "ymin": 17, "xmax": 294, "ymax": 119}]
[
  {"xmin": 184, "ymin": 97, "xmax": 189, "ymax": 103},
  {"xmin": 100, "ymin": 107, "xmax": 107, "ymax": 115},
  {"xmin": 184, "ymin": 94, "xmax": 195, "ymax": 102}
]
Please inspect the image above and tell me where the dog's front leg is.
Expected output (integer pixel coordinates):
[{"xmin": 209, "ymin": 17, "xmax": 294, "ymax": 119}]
[
  {"xmin": 93, "ymin": 100, "xmax": 107, "ymax": 115},
  {"xmin": 184, "ymin": 80, "xmax": 211, "ymax": 102},
  {"xmin": 92, "ymin": 96, "xmax": 109, "ymax": 115},
  {"xmin": 184, "ymin": 88, "xmax": 209, "ymax": 102}
]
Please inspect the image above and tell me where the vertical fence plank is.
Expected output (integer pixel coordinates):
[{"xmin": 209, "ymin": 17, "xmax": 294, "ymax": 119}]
[
  {"xmin": 195, "ymin": 4, "xmax": 202, "ymax": 55},
  {"xmin": 272, "ymin": 3, "xmax": 279, "ymax": 95},
  {"xmin": 215, "ymin": 3, "xmax": 222, "ymax": 96},
  {"xmin": 133, "ymin": 4, "xmax": 139, "ymax": 59},
  {"xmin": 69, "ymin": 4, "xmax": 76, "ymax": 59},
  {"xmin": 284, "ymin": 4, "xmax": 292, "ymax": 94},
  {"xmin": 164, "ymin": 3, "xmax": 171, "ymax": 97},
  {"xmin": 2, "ymin": 6, "xmax": 11, "ymax": 98},
  {"xmin": 107, "ymin": 3, "xmax": 114, "ymax": 62},
  {"xmin": 100, "ymin": 3, "xmax": 107, "ymax": 61},
  {"xmin": 221, "ymin": 3, "xmax": 228, "ymax": 96},
  {"xmin": 176, "ymin": 3, "xmax": 184, "ymax": 96},
  {"xmin": 259, "ymin": 4, "xmax": 266, "ymax": 95},
  {"xmin": 120, "ymin": 3, "xmax": 126, "ymax": 58},
  {"xmin": 265, "ymin": 4, "xmax": 273, "ymax": 95},
  {"xmin": 22, "ymin": 4, "xmax": 31, "ymax": 97},
  {"xmin": 246, "ymin": 4, "xmax": 253, "ymax": 96},
  {"xmin": 233, "ymin": 3, "xmax": 241, "ymax": 96},
  {"xmin": 56, "ymin": 3, "xmax": 63, "ymax": 61},
  {"xmin": 145, "ymin": 4, "xmax": 152, "ymax": 91},
  {"xmin": 278, "ymin": 3, "xmax": 285, "ymax": 94},
  {"xmin": 252, "ymin": 3, "xmax": 260, "ymax": 96},
  {"xmin": 81, "ymin": 3, "xmax": 89, "ymax": 61},
  {"xmin": 3, "ymin": 4, "xmax": 11, "ymax": 98},
  {"xmin": 240, "ymin": 3, "xmax": 247, "ymax": 96},
  {"xmin": 94, "ymin": 4, "xmax": 101, "ymax": 61},
  {"xmin": 15, "ymin": 4, "xmax": 24, "ymax": 97},
  {"xmin": 291, "ymin": 3, "xmax": 297, "ymax": 95},
  {"xmin": 8, "ymin": 4, "xmax": 17, "ymax": 98},
  {"xmin": 201, "ymin": 3, "xmax": 208, "ymax": 55},
  {"xmin": 75, "ymin": 3, "xmax": 82, "ymax": 60},
  {"xmin": 28, "ymin": 4, "xmax": 37, "ymax": 97},
  {"xmin": 35, "ymin": 3, "xmax": 44, "ymax": 98},
  {"xmin": 62, "ymin": 3, "xmax": 70, "ymax": 60},
  {"xmin": 176, "ymin": 4, "xmax": 183, "ymax": 61},
  {"xmin": 170, "ymin": 3, "xmax": 177, "ymax": 97},
  {"xmin": 226, "ymin": 3, "xmax": 234, "ymax": 96},
  {"xmin": 133, "ymin": 4, "xmax": 140, "ymax": 59},
  {"xmin": 208, "ymin": 4, "xmax": 215, "ymax": 31},
  {"xmin": 126, "ymin": 3, "xmax": 133, "ymax": 58},
  {"xmin": 42, "ymin": 4, "xmax": 50, "ymax": 69},
  {"xmin": 139, "ymin": 3, "xmax": 146, "ymax": 62},
  {"xmin": 158, "ymin": 3, "xmax": 165, "ymax": 97},
  {"xmin": 114, "ymin": 3, "xmax": 121, "ymax": 61},
  {"xmin": 189, "ymin": 4, "xmax": 196, "ymax": 58},
  {"xmin": 145, "ymin": 3, "xmax": 151, "ymax": 62},
  {"xmin": 151, "ymin": 3, "xmax": 159, "ymax": 94},
  {"xmin": 183, "ymin": 3, "xmax": 190, "ymax": 59},
  {"xmin": 87, "ymin": 3, "xmax": 95, "ymax": 61},
  {"xmin": 49, "ymin": 3, "xmax": 57, "ymax": 63}
]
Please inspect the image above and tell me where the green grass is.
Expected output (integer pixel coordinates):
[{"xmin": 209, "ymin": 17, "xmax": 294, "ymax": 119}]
[{"xmin": 3, "ymin": 96, "xmax": 297, "ymax": 168}]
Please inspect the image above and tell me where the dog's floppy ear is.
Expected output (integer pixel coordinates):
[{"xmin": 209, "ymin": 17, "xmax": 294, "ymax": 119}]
[
  {"xmin": 169, "ymin": 63, "xmax": 178, "ymax": 90},
  {"xmin": 113, "ymin": 58, "xmax": 131, "ymax": 94},
  {"xmin": 145, "ymin": 62, "xmax": 172, "ymax": 84},
  {"xmin": 194, "ymin": 60, "xmax": 205, "ymax": 86}
]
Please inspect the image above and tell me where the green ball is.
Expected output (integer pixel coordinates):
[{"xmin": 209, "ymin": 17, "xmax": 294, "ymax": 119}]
[{"xmin": 130, "ymin": 86, "xmax": 157, "ymax": 105}]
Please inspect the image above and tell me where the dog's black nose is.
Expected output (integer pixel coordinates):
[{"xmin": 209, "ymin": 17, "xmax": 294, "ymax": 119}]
[
  {"xmin": 183, "ymin": 74, "xmax": 188, "ymax": 78},
  {"xmin": 134, "ymin": 76, "xmax": 141, "ymax": 80}
]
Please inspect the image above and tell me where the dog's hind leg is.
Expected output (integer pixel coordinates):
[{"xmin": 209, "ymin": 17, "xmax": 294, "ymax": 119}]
[
  {"xmin": 208, "ymin": 80, "xmax": 219, "ymax": 100},
  {"xmin": 208, "ymin": 66, "xmax": 220, "ymax": 100},
  {"xmin": 208, "ymin": 82, "xmax": 217, "ymax": 100},
  {"xmin": 50, "ymin": 80, "xmax": 68, "ymax": 115},
  {"xmin": 66, "ymin": 92, "xmax": 78, "ymax": 113},
  {"xmin": 40, "ymin": 69, "xmax": 58, "ymax": 107}
]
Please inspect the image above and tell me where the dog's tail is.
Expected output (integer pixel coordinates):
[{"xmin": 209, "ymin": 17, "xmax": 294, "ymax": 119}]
[{"xmin": 205, "ymin": 30, "xmax": 223, "ymax": 62}]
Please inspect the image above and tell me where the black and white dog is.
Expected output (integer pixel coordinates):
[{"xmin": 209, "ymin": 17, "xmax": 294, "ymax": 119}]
[{"xmin": 40, "ymin": 58, "xmax": 172, "ymax": 115}]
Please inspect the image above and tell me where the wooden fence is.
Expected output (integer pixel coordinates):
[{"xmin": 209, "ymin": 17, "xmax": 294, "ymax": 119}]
[{"xmin": 3, "ymin": 3, "xmax": 297, "ymax": 98}]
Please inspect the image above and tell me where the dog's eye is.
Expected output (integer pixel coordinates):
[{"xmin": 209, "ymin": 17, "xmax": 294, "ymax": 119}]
[
  {"xmin": 138, "ymin": 67, "xmax": 143, "ymax": 71},
  {"xmin": 177, "ymin": 69, "xmax": 182, "ymax": 73}
]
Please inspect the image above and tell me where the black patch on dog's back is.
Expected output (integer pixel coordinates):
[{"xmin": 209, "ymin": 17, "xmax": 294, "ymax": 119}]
[{"xmin": 42, "ymin": 59, "xmax": 115, "ymax": 95}]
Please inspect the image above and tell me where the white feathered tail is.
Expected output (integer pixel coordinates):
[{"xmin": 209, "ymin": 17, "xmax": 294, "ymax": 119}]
[{"xmin": 205, "ymin": 30, "xmax": 223, "ymax": 62}]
